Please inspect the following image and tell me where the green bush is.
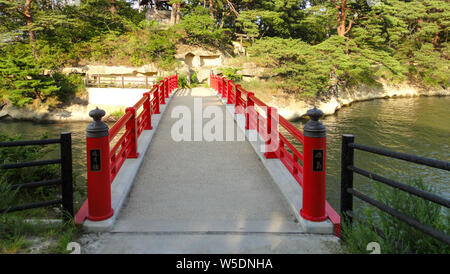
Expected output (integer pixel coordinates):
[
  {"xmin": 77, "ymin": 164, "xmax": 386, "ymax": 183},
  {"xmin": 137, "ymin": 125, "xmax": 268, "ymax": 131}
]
[
  {"xmin": 221, "ymin": 68, "xmax": 242, "ymax": 82},
  {"xmin": 341, "ymin": 178, "xmax": 450, "ymax": 254},
  {"xmin": 180, "ymin": 6, "xmax": 230, "ymax": 48},
  {"xmin": 177, "ymin": 74, "xmax": 190, "ymax": 89},
  {"xmin": 0, "ymin": 44, "xmax": 60, "ymax": 106}
]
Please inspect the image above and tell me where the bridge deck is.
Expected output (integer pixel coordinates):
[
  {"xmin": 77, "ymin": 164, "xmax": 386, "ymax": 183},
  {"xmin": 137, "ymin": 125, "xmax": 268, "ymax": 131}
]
[{"xmin": 80, "ymin": 88, "xmax": 339, "ymax": 253}]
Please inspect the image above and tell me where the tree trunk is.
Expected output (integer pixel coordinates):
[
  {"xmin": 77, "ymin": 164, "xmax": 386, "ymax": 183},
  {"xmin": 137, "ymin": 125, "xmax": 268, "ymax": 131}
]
[
  {"xmin": 209, "ymin": 0, "xmax": 214, "ymax": 20},
  {"xmin": 170, "ymin": 2, "xmax": 176, "ymax": 25},
  {"xmin": 175, "ymin": 3, "xmax": 181, "ymax": 24},
  {"xmin": 334, "ymin": 0, "xmax": 352, "ymax": 38},
  {"xmin": 24, "ymin": 0, "xmax": 35, "ymax": 43},
  {"xmin": 109, "ymin": 0, "xmax": 117, "ymax": 15}
]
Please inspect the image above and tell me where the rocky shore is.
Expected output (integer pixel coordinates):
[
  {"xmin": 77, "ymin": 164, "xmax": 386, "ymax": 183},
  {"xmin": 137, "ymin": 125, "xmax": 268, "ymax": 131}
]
[{"xmin": 0, "ymin": 81, "xmax": 448, "ymax": 123}]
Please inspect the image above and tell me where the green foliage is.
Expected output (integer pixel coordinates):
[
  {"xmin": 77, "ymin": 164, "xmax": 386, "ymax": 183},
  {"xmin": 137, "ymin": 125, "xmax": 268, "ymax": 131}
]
[
  {"xmin": 221, "ymin": 67, "xmax": 242, "ymax": 82},
  {"xmin": 180, "ymin": 6, "xmax": 230, "ymax": 47},
  {"xmin": 0, "ymin": 44, "xmax": 60, "ymax": 106},
  {"xmin": 0, "ymin": 133, "xmax": 59, "ymax": 189},
  {"xmin": 248, "ymin": 35, "xmax": 406, "ymax": 97},
  {"xmin": 341, "ymin": 178, "xmax": 450, "ymax": 254},
  {"xmin": 177, "ymin": 74, "xmax": 190, "ymax": 89},
  {"xmin": 190, "ymin": 71, "xmax": 199, "ymax": 84},
  {"xmin": 0, "ymin": 0, "xmax": 448, "ymax": 104}
]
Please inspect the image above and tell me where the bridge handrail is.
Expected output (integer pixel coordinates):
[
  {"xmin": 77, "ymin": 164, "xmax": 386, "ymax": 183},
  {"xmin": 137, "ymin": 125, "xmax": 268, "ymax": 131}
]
[
  {"xmin": 75, "ymin": 74, "xmax": 178, "ymax": 223},
  {"xmin": 211, "ymin": 74, "xmax": 305, "ymax": 183},
  {"xmin": 210, "ymin": 73, "xmax": 340, "ymax": 236}
]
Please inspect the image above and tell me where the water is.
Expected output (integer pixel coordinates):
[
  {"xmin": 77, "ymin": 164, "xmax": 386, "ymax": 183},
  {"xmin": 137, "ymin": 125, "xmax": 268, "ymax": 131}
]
[
  {"xmin": 0, "ymin": 121, "xmax": 91, "ymax": 211},
  {"xmin": 288, "ymin": 96, "xmax": 450, "ymax": 211},
  {"xmin": 1, "ymin": 96, "xmax": 449, "ymax": 212}
]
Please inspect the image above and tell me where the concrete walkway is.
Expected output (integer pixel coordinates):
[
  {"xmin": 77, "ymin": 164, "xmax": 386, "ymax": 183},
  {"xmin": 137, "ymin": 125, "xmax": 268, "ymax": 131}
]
[{"xmin": 80, "ymin": 88, "xmax": 340, "ymax": 253}]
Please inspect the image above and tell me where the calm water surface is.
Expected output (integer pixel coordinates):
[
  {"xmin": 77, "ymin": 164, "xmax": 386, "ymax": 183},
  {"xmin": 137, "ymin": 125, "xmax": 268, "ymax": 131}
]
[{"xmin": 1, "ymin": 96, "xmax": 449, "ymax": 212}]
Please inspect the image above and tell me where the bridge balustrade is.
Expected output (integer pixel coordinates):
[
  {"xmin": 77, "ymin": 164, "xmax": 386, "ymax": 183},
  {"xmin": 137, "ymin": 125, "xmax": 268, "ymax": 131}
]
[
  {"xmin": 210, "ymin": 73, "xmax": 341, "ymax": 236},
  {"xmin": 74, "ymin": 74, "xmax": 178, "ymax": 223}
]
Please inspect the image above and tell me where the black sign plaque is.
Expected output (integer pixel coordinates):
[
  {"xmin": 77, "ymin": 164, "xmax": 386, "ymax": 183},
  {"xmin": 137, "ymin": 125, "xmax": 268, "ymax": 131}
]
[
  {"xmin": 312, "ymin": 149, "xmax": 323, "ymax": 171},
  {"xmin": 90, "ymin": 149, "xmax": 101, "ymax": 172}
]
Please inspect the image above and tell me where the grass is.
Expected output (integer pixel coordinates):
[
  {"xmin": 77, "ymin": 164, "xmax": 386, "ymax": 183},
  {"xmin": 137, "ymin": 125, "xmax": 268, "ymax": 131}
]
[
  {"xmin": 0, "ymin": 214, "xmax": 82, "ymax": 254},
  {"xmin": 0, "ymin": 133, "xmax": 83, "ymax": 254},
  {"xmin": 341, "ymin": 177, "xmax": 450, "ymax": 254}
]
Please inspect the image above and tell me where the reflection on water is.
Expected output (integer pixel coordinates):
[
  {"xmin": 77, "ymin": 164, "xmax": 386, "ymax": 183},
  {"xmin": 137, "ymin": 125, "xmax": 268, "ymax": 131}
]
[{"xmin": 0, "ymin": 96, "xmax": 449, "ymax": 212}]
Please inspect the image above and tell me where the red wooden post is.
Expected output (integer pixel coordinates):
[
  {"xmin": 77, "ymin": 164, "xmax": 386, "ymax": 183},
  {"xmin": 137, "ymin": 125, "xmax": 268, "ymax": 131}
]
[
  {"xmin": 227, "ymin": 80, "xmax": 233, "ymax": 104},
  {"xmin": 245, "ymin": 92, "xmax": 255, "ymax": 130},
  {"xmin": 159, "ymin": 80, "xmax": 165, "ymax": 104},
  {"xmin": 300, "ymin": 107, "xmax": 327, "ymax": 222},
  {"xmin": 264, "ymin": 107, "xmax": 279, "ymax": 159},
  {"xmin": 125, "ymin": 107, "xmax": 139, "ymax": 159},
  {"xmin": 143, "ymin": 92, "xmax": 152, "ymax": 130},
  {"xmin": 216, "ymin": 76, "xmax": 220, "ymax": 95},
  {"xmin": 215, "ymin": 75, "xmax": 218, "ymax": 91},
  {"xmin": 164, "ymin": 77, "xmax": 169, "ymax": 98},
  {"xmin": 222, "ymin": 77, "xmax": 227, "ymax": 99},
  {"xmin": 86, "ymin": 108, "xmax": 114, "ymax": 221},
  {"xmin": 235, "ymin": 84, "xmax": 242, "ymax": 114},
  {"xmin": 153, "ymin": 85, "xmax": 160, "ymax": 114}
]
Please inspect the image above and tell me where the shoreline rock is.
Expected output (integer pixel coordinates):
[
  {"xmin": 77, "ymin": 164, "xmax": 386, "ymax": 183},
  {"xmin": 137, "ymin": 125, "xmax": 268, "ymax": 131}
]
[
  {"xmin": 270, "ymin": 82, "xmax": 449, "ymax": 121},
  {"xmin": 0, "ymin": 103, "xmax": 125, "ymax": 123},
  {"xmin": 0, "ymin": 82, "xmax": 448, "ymax": 123}
]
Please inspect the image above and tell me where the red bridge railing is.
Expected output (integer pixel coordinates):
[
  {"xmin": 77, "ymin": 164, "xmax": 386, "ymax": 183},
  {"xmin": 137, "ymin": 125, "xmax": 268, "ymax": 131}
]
[
  {"xmin": 75, "ymin": 75, "xmax": 178, "ymax": 224},
  {"xmin": 210, "ymin": 74, "xmax": 341, "ymax": 236}
]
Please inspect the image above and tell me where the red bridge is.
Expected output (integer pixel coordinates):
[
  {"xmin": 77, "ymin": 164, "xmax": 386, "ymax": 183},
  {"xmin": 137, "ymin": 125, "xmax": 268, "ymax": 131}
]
[{"xmin": 74, "ymin": 74, "xmax": 341, "ymax": 253}]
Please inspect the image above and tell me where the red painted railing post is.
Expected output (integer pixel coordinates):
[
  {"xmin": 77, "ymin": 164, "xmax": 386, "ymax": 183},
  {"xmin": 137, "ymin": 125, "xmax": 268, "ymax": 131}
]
[
  {"xmin": 222, "ymin": 77, "xmax": 227, "ymax": 99},
  {"xmin": 143, "ymin": 92, "xmax": 152, "ymax": 130},
  {"xmin": 153, "ymin": 85, "xmax": 160, "ymax": 114},
  {"xmin": 217, "ymin": 76, "xmax": 222, "ymax": 95},
  {"xmin": 301, "ymin": 107, "xmax": 327, "ymax": 222},
  {"xmin": 125, "ymin": 107, "xmax": 139, "ymax": 159},
  {"xmin": 159, "ymin": 80, "xmax": 165, "ymax": 104},
  {"xmin": 235, "ymin": 84, "xmax": 242, "ymax": 114},
  {"xmin": 85, "ymin": 107, "xmax": 114, "ymax": 221},
  {"xmin": 175, "ymin": 73, "xmax": 178, "ymax": 89},
  {"xmin": 264, "ymin": 107, "xmax": 279, "ymax": 159},
  {"xmin": 164, "ymin": 77, "xmax": 169, "ymax": 98},
  {"xmin": 227, "ymin": 80, "xmax": 233, "ymax": 104},
  {"xmin": 245, "ymin": 92, "xmax": 255, "ymax": 130}
]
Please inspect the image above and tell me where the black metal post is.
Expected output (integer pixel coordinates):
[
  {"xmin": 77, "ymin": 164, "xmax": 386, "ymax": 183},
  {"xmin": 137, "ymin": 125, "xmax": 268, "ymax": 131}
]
[
  {"xmin": 60, "ymin": 132, "xmax": 73, "ymax": 220},
  {"xmin": 341, "ymin": 134, "xmax": 354, "ymax": 225}
]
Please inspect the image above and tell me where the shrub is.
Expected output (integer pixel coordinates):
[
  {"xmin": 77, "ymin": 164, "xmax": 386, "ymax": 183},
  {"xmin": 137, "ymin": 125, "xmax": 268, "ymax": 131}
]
[
  {"xmin": 221, "ymin": 67, "xmax": 242, "ymax": 82},
  {"xmin": 180, "ymin": 6, "xmax": 230, "ymax": 48},
  {"xmin": 0, "ymin": 44, "xmax": 60, "ymax": 106},
  {"xmin": 177, "ymin": 74, "xmax": 190, "ymax": 89},
  {"xmin": 341, "ymin": 178, "xmax": 450, "ymax": 254}
]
